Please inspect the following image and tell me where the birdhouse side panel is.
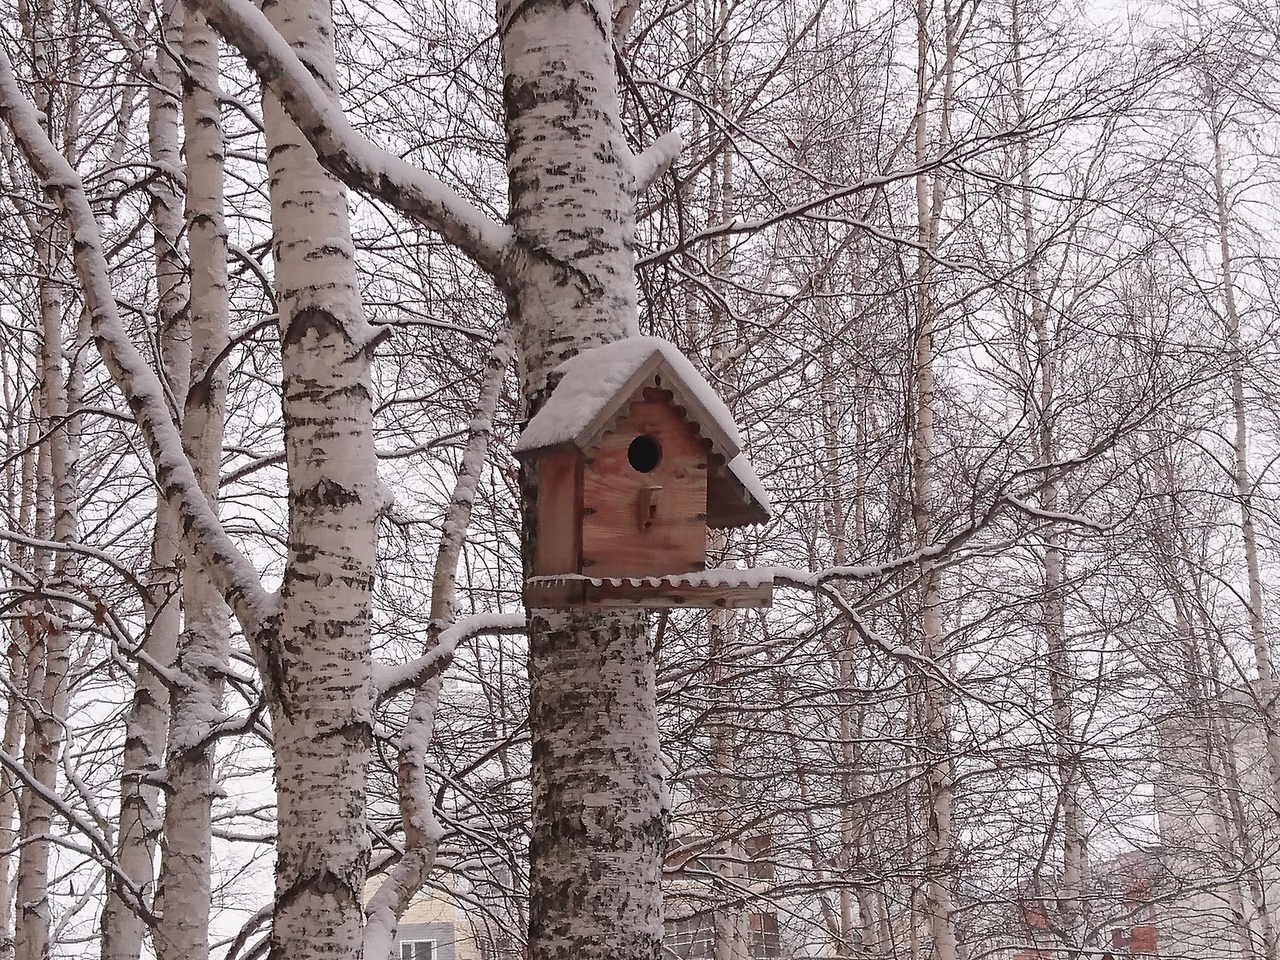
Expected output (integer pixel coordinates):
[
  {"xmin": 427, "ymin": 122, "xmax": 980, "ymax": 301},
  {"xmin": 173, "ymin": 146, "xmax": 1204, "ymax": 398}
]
[
  {"xmin": 581, "ymin": 399, "xmax": 708, "ymax": 578},
  {"xmin": 533, "ymin": 448, "xmax": 583, "ymax": 577}
]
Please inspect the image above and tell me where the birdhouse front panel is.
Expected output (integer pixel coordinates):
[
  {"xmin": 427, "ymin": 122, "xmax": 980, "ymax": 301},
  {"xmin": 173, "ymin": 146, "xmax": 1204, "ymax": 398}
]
[{"xmin": 580, "ymin": 391, "xmax": 709, "ymax": 578}]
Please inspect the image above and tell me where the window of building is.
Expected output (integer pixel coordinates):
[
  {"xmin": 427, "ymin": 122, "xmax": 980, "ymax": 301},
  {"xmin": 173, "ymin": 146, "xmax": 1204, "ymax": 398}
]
[
  {"xmin": 664, "ymin": 914, "xmax": 714, "ymax": 959},
  {"xmin": 400, "ymin": 940, "xmax": 436, "ymax": 960},
  {"xmin": 747, "ymin": 912, "xmax": 780, "ymax": 959},
  {"xmin": 744, "ymin": 833, "xmax": 774, "ymax": 881}
]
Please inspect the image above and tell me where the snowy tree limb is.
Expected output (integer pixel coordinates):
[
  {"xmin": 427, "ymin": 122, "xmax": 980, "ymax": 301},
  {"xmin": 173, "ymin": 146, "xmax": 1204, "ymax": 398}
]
[
  {"xmin": 0, "ymin": 750, "xmax": 156, "ymax": 925},
  {"xmin": 190, "ymin": 0, "xmax": 514, "ymax": 277},
  {"xmin": 0, "ymin": 48, "xmax": 276, "ymax": 641},
  {"xmin": 611, "ymin": 0, "xmax": 643, "ymax": 43},
  {"xmin": 365, "ymin": 336, "xmax": 517, "ymax": 958},
  {"xmin": 628, "ymin": 130, "xmax": 681, "ymax": 195},
  {"xmin": 0, "ymin": 529, "xmax": 150, "ymax": 589},
  {"xmin": 1002, "ymin": 494, "xmax": 1107, "ymax": 531},
  {"xmin": 371, "ymin": 612, "xmax": 527, "ymax": 703}
]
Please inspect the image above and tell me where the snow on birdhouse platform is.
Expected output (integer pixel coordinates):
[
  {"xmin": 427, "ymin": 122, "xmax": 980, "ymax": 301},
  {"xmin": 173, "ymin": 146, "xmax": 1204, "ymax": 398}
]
[{"xmin": 524, "ymin": 570, "xmax": 774, "ymax": 609}]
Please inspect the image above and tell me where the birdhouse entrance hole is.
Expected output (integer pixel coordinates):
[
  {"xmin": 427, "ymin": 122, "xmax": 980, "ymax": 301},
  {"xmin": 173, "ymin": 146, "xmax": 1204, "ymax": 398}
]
[{"xmin": 628, "ymin": 435, "xmax": 662, "ymax": 473}]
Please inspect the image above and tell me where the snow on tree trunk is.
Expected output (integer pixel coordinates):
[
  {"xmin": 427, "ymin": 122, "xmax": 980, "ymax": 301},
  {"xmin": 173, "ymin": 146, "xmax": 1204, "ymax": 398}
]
[
  {"xmin": 15, "ymin": 209, "xmax": 77, "ymax": 960},
  {"xmin": 499, "ymin": 2, "xmax": 666, "ymax": 958},
  {"xmin": 152, "ymin": 3, "xmax": 232, "ymax": 958},
  {"xmin": 259, "ymin": 0, "xmax": 378, "ymax": 953},
  {"xmin": 102, "ymin": 8, "xmax": 187, "ymax": 956}
]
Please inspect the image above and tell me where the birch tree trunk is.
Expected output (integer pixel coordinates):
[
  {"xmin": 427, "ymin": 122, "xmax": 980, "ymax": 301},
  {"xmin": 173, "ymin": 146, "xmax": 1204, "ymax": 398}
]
[
  {"xmin": 911, "ymin": 0, "xmax": 960, "ymax": 953},
  {"xmin": 152, "ymin": 1, "xmax": 232, "ymax": 956},
  {"xmin": 13, "ymin": 3, "xmax": 80, "ymax": 956},
  {"xmin": 1202, "ymin": 89, "xmax": 1280, "ymax": 819},
  {"xmin": 259, "ymin": 0, "xmax": 378, "ymax": 952},
  {"xmin": 705, "ymin": 16, "xmax": 747, "ymax": 956},
  {"xmin": 0, "ymin": 405, "xmax": 36, "ymax": 960},
  {"xmin": 1010, "ymin": 1, "xmax": 1087, "ymax": 945},
  {"xmin": 501, "ymin": 2, "xmax": 666, "ymax": 958},
  {"xmin": 101, "ymin": 6, "xmax": 187, "ymax": 954}
]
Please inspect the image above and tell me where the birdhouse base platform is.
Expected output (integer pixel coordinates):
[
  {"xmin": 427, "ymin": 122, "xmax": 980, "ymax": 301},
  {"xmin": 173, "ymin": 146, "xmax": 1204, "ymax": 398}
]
[{"xmin": 524, "ymin": 571, "xmax": 774, "ymax": 609}]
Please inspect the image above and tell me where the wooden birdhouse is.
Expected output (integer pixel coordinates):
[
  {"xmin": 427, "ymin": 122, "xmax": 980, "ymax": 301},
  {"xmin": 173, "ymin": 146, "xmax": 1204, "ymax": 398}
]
[{"xmin": 515, "ymin": 337, "xmax": 773, "ymax": 609}]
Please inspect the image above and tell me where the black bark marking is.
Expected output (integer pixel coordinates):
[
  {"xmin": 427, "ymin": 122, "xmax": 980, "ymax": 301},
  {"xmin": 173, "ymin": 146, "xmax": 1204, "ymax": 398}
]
[
  {"xmin": 317, "ymin": 718, "xmax": 373, "ymax": 748},
  {"xmin": 293, "ymin": 477, "xmax": 361, "ymax": 510},
  {"xmin": 305, "ymin": 243, "xmax": 348, "ymax": 261},
  {"xmin": 284, "ymin": 305, "xmax": 343, "ymax": 345}
]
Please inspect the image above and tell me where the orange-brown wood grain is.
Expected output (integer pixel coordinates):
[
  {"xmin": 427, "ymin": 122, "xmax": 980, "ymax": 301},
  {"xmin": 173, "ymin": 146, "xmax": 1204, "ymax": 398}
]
[
  {"xmin": 581, "ymin": 397, "xmax": 708, "ymax": 577},
  {"xmin": 534, "ymin": 448, "xmax": 582, "ymax": 576}
]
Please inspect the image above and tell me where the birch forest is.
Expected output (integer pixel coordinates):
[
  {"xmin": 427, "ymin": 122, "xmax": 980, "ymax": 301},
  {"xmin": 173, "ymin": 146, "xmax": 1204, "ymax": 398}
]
[{"xmin": 2, "ymin": 0, "xmax": 1280, "ymax": 957}]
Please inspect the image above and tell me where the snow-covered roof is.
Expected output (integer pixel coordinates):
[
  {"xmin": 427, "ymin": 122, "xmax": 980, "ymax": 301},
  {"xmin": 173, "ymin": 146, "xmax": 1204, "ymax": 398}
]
[
  {"xmin": 515, "ymin": 337, "xmax": 742, "ymax": 457},
  {"xmin": 514, "ymin": 336, "xmax": 770, "ymax": 527},
  {"xmin": 727, "ymin": 453, "xmax": 772, "ymax": 516}
]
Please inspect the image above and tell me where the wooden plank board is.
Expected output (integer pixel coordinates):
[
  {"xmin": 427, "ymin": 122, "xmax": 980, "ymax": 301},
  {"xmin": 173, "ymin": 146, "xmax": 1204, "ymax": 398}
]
[
  {"xmin": 581, "ymin": 397, "xmax": 708, "ymax": 577},
  {"xmin": 533, "ymin": 448, "xmax": 582, "ymax": 576},
  {"xmin": 523, "ymin": 578, "xmax": 773, "ymax": 609}
]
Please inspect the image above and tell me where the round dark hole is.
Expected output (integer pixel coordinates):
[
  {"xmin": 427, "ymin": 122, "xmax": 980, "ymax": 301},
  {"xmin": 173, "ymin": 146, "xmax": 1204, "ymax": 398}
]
[{"xmin": 628, "ymin": 435, "xmax": 662, "ymax": 473}]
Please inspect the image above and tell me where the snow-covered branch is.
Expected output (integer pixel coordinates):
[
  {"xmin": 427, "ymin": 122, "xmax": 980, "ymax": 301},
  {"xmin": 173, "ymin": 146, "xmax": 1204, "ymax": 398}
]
[
  {"xmin": 365, "ymin": 336, "xmax": 517, "ymax": 956},
  {"xmin": 628, "ymin": 130, "xmax": 681, "ymax": 195},
  {"xmin": 1002, "ymin": 494, "xmax": 1107, "ymax": 531},
  {"xmin": 190, "ymin": 0, "xmax": 514, "ymax": 277},
  {"xmin": 0, "ymin": 749, "xmax": 155, "ymax": 924},
  {"xmin": 0, "ymin": 48, "xmax": 276, "ymax": 641},
  {"xmin": 371, "ymin": 611, "xmax": 527, "ymax": 703}
]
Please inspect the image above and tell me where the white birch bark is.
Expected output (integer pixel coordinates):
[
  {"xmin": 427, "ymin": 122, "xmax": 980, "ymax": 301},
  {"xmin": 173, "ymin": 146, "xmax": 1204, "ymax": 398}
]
[
  {"xmin": 704, "ymin": 22, "xmax": 747, "ymax": 957},
  {"xmin": 818, "ymin": 346, "xmax": 877, "ymax": 957},
  {"xmin": 101, "ymin": 7, "xmax": 187, "ymax": 955},
  {"xmin": 501, "ymin": 2, "xmax": 665, "ymax": 958},
  {"xmin": 258, "ymin": 0, "xmax": 378, "ymax": 953},
  {"xmin": 1203, "ymin": 95, "xmax": 1280, "ymax": 819},
  {"xmin": 1010, "ymin": 1, "xmax": 1086, "ymax": 944},
  {"xmin": 0, "ymin": 390, "xmax": 36, "ymax": 960},
  {"xmin": 911, "ymin": 0, "xmax": 959, "ymax": 954},
  {"xmin": 0, "ymin": 604, "xmax": 26, "ymax": 960},
  {"xmin": 15, "ymin": 209, "xmax": 76, "ymax": 960},
  {"xmin": 13, "ymin": 5, "xmax": 80, "ymax": 956},
  {"xmin": 1178, "ymin": 602, "xmax": 1254, "ymax": 959},
  {"xmin": 152, "ymin": 1, "xmax": 232, "ymax": 956}
]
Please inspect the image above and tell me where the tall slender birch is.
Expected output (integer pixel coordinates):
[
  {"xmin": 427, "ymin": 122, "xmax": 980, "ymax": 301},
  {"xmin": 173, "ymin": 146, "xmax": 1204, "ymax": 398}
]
[
  {"xmin": 101, "ymin": 6, "xmax": 188, "ymax": 956},
  {"xmin": 1011, "ymin": 0, "xmax": 1087, "ymax": 944},
  {"xmin": 0, "ymin": 360, "xmax": 37, "ymax": 960},
  {"xmin": 706, "ymin": 10, "xmax": 747, "ymax": 956},
  {"xmin": 1199, "ymin": 70, "xmax": 1280, "ymax": 818},
  {"xmin": 910, "ymin": 0, "xmax": 961, "ymax": 954},
  {"xmin": 13, "ymin": 2, "xmax": 81, "ymax": 957},
  {"xmin": 151, "ymin": 1, "xmax": 232, "ymax": 956},
  {"xmin": 256, "ymin": 0, "xmax": 379, "ymax": 950}
]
